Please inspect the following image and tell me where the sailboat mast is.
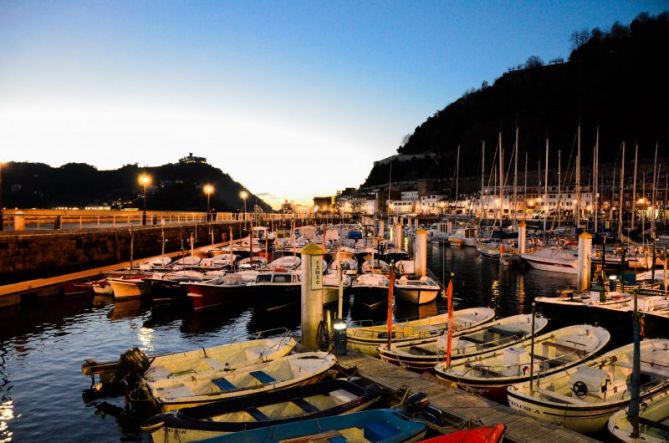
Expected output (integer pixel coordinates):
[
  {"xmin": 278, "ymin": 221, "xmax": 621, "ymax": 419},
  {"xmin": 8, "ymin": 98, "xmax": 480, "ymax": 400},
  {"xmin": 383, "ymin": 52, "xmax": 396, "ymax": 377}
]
[
  {"xmin": 524, "ymin": 152, "xmax": 528, "ymax": 217},
  {"xmin": 618, "ymin": 142, "xmax": 625, "ymax": 239},
  {"xmin": 514, "ymin": 126, "xmax": 519, "ymax": 222},
  {"xmin": 499, "ymin": 132, "xmax": 504, "ymax": 222},
  {"xmin": 651, "ymin": 142, "xmax": 659, "ymax": 239},
  {"xmin": 543, "ymin": 138, "xmax": 549, "ymax": 235},
  {"xmin": 632, "ymin": 144, "xmax": 638, "ymax": 229},
  {"xmin": 576, "ymin": 125, "xmax": 581, "ymax": 227},
  {"xmin": 557, "ymin": 149, "xmax": 562, "ymax": 229},
  {"xmin": 455, "ymin": 145, "xmax": 460, "ymax": 204},
  {"xmin": 481, "ymin": 141, "xmax": 485, "ymax": 220},
  {"xmin": 593, "ymin": 127, "xmax": 600, "ymax": 233}
]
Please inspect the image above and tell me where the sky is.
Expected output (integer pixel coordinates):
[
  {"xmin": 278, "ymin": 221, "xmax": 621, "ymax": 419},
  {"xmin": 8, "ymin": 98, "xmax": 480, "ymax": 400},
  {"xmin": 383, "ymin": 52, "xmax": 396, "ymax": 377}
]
[{"xmin": 0, "ymin": 1, "xmax": 666, "ymax": 208}]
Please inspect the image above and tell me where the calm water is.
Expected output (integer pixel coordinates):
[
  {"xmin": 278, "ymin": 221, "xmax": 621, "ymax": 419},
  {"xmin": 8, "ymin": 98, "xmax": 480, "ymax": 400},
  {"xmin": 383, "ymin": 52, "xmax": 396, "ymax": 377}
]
[{"xmin": 0, "ymin": 243, "xmax": 576, "ymax": 442}]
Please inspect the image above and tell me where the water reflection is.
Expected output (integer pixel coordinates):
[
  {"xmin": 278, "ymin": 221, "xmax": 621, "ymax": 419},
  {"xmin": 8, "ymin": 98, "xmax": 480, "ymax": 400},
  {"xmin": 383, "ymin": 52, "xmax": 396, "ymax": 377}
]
[
  {"xmin": 107, "ymin": 299, "xmax": 148, "ymax": 321},
  {"xmin": 0, "ymin": 400, "xmax": 14, "ymax": 442},
  {"xmin": 180, "ymin": 305, "xmax": 249, "ymax": 335}
]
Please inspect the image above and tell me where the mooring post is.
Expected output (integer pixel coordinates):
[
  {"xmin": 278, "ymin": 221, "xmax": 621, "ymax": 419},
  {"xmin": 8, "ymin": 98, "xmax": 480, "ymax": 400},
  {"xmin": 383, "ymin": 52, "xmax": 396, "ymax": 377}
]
[
  {"xmin": 518, "ymin": 221, "xmax": 526, "ymax": 254},
  {"xmin": 393, "ymin": 223, "xmax": 403, "ymax": 249},
  {"xmin": 414, "ymin": 228, "xmax": 427, "ymax": 277},
  {"xmin": 301, "ymin": 243, "xmax": 325, "ymax": 350},
  {"xmin": 378, "ymin": 219, "xmax": 385, "ymax": 239},
  {"xmin": 577, "ymin": 232, "xmax": 592, "ymax": 292}
]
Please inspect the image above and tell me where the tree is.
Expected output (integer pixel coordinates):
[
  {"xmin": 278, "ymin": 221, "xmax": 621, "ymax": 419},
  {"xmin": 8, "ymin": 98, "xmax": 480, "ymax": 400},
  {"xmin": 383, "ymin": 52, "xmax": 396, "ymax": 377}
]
[{"xmin": 525, "ymin": 55, "xmax": 544, "ymax": 69}]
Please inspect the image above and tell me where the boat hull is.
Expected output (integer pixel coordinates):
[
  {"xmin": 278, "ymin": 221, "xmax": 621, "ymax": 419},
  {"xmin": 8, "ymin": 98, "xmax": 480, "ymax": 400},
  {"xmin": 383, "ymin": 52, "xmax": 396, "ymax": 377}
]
[
  {"xmin": 109, "ymin": 279, "xmax": 150, "ymax": 299},
  {"xmin": 186, "ymin": 284, "xmax": 247, "ymax": 311},
  {"xmin": 352, "ymin": 286, "xmax": 388, "ymax": 310},
  {"xmin": 252, "ymin": 284, "xmax": 301, "ymax": 311},
  {"xmin": 395, "ymin": 287, "xmax": 439, "ymax": 305}
]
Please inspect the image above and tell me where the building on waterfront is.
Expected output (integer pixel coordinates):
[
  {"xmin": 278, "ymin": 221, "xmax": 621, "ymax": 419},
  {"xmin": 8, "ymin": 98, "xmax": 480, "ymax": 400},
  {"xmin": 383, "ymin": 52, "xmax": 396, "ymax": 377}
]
[{"xmin": 179, "ymin": 153, "xmax": 208, "ymax": 164}]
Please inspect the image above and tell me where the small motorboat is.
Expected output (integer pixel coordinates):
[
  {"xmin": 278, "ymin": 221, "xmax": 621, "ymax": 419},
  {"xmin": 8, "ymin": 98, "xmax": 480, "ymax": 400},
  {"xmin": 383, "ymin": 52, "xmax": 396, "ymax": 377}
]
[
  {"xmin": 418, "ymin": 423, "xmax": 506, "ymax": 442},
  {"xmin": 191, "ymin": 408, "xmax": 426, "ymax": 443},
  {"xmin": 250, "ymin": 271, "xmax": 301, "ymax": 312},
  {"xmin": 108, "ymin": 276, "xmax": 151, "ymax": 299},
  {"xmin": 184, "ymin": 272, "xmax": 254, "ymax": 311},
  {"xmin": 607, "ymin": 384, "xmax": 669, "ymax": 442},
  {"xmin": 267, "ymin": 255, "xmax": 301, "ymax": 271},
  {"xmin": 378, "ymin": 314, "xmax": 549, "ymax": 371},
  {"xmin": 145, "ymin": 352, "xmax": 336, "ymax": 411},
  {"xmin": 520, "ymin": 247, "xmax": 578, "ymax": 274},
  {"xmin": 394, "ymin": 275, "xmax": 441, "ymax": 305},
  {"xmin": 351, "ymin": 273, "xmax": 390, "ymax": 310},
  {"xmin": 347, "ymin": 307, "xmax": 495, "ymax": 356},
  {"xmin": 141, "ymin": 378, "xmax": 382, "ymax": 442},
  {"xmin": 434, "ymin": 324, "xmax": 611, "ymax": 399},
  {"xmin": 508, "ymin": 339, "xmax": 669, "ymax": 433}
]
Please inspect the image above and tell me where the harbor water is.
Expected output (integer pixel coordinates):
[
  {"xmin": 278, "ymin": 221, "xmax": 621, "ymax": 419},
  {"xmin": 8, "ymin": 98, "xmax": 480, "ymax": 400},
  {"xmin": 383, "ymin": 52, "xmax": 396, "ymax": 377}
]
[{"xmin": 0, "ymin": 242, "xmax": 578, "ymax": 442}]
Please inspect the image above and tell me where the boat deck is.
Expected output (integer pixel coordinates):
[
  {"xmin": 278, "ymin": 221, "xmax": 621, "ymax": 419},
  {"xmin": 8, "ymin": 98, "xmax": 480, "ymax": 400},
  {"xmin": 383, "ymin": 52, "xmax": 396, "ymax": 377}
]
[{"xmin": 337, "ymin": 351, "xmax": 599, "ymax": 443}]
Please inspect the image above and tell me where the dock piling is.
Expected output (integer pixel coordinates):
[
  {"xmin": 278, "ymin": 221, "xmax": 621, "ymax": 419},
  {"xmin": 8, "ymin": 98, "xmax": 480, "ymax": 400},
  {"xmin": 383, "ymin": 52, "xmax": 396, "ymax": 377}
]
[
  {"xmin": 577, "ymin": 232, "xmax": 592, "ymax": 292},
  {"xmin": 300, "ymin": 243, "xmax": 325, "ymax": 350}
]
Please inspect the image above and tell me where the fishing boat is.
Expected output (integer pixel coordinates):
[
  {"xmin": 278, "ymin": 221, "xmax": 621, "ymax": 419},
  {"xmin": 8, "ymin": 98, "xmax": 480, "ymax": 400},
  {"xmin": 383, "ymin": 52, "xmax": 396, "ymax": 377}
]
[
  {"xmin": 141, "ymin": 378, "xmax": 382, "ymax": 442},
  {"xmin": 91, "ymin": 278, "xmax": 113, "ymax": 295},
  {"xmin": 520, "ymin": 247, "xmax": 578, "ymax": 274},
  {"xmin": 418, "ymin": 424, "xmax": 506, "ymax": 443},
  {"xmin": 428, "ymin": 222, "xmax": 449, "ymax": 241},
  {"xmin": 394, "ymin": 275, "xmax": 441, "ymax": 305},
  {"xmin": 250, "ymin": 270, "xmax": 301, "ymax": 311},
  {"xmin": 347, "ymin": 307, "xmax": 495, "ymax": 356},
  {"xmin": 507, "ymin": 339, "xmax": 669, "ymax": 433},
  {"xmin": 448, "ymin": 227, "xmax": 477, "ymax": 248},
  {"xmin": 378, "ymin": 314, "xmax": 549, "ymax": 371},
  {"xmin": 237, "ymin": 256, "xmax": 269, "ymax": 270},
  {"xmin": 607, "ymin": 385, "xmax": 669, "ymax": 442},
  {"xmin": 352, "ymin": 273, "xmax": 390, "ymax": 310},
  {"xmin": 323, "ymin": 272, "xmax": 352, "ymax": 305},
  {"xmin": 189, "ymin": 408, "xmax": 426, "ymax": 443},
  {"xmin": 361, "ymin": 258, "xmax": 391, "ymax": 274},
  {"xmin": 145, "ymin": 270, "xmax": 221, "ymax": 302},
  {"xmin": 434, "ymin": 324, "xmax": 610, "ymax": 399},
  {"xmin": 108, "ymin": 276, "xmax": 151, "ymax": 299},
  {"xmin": 142, "ymin": 336, "xmax": 297, "ymax": 384},
  {"xmin": 184, "ymin": 273, "xmax": 253, "ymax": 311},
  {"xmin": 145, "ymin": 352, "xmax": 336, "ymax": 411}
]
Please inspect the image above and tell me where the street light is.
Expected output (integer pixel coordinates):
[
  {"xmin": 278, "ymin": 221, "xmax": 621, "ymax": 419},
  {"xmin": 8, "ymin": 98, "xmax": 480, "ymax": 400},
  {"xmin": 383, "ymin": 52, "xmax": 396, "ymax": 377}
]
[
  {"xmin": 239, "ymin": 190, "xmax": 248, "ymax": 228},
  {"xmin": 138, "ymin": 173, "xmax": 152, "ymax": 225},
  {"xmin": 204, "ymin": 184, "xmax": 215, "ymax": 213}
]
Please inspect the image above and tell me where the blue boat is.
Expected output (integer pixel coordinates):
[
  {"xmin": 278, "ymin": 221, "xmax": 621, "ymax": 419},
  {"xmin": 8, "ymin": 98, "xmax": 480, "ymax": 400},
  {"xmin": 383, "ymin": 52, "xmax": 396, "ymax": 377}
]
[{"xmin": 195, "ymin": 408, "xmax": 427, "ymax": 442}]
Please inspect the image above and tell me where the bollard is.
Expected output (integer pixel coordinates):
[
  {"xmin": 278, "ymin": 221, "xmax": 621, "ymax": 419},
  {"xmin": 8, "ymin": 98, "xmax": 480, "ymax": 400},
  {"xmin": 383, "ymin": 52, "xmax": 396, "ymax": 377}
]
[
  {"xmin": 577, "ymin": 232, "xmax": 592, "ymax": 292},
  {"xmin": 301, "ymin": 243, "xmax": 325, "ymax": 350},
  {"xmin": 414, "ymin": 228, "xmax": 428, "ymax": 277},
  {"xmin": 393, "ymin": 223, "xmax": 403, "ymax": 249},
  {"xmin": 378, "ymin": 219, "xmax": 385, "ymax": 239},
  {"xmin": 518, "ymin": 221, "xmax": 526, "ymax": 254},
  {"xmin": 14, "ymin": 211, "xmax": 25, "ymax": 231}
]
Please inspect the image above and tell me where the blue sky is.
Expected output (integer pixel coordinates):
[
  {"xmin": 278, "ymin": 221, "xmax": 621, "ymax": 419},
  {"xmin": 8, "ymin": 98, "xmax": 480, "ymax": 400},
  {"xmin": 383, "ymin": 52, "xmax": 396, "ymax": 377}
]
[{"xmin": 0, "ymin": 1, "xmax": 666, "ymax": 206}]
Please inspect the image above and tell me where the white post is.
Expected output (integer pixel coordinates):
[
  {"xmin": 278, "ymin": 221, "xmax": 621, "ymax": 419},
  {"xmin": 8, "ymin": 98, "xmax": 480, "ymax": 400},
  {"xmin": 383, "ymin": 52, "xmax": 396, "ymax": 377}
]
[
  {"xmin": 518, "ymin": 221, "xmax": 526, "ymax": 254},
  {"xmin": 393, "ymin": 223, "xmax": 403, "ymax": 249},
  {"xmin": 378, "ymin": 219, "xmax": 385, "ymax": 239},
  {"xmin": 414, "ymin": 217, "xmax": 419, "ymax": 229},
  {"xmin": 414, "ymin": 228, "xmax": 427, "ymax": 277},
  {"xmin": 577, "ymin": 232, "xmax": 592, "ymax": 292},
  {"xmin": 301, "ymin": 243, "xmax": 325, "ymax": 350},
  {"xmin": 14, "ymin": 211, "xmax": 25, "ymax": 231}
]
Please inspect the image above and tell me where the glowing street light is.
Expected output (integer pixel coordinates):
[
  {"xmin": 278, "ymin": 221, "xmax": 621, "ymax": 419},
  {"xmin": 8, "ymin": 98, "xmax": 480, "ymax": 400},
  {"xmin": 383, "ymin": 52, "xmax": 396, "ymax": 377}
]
[
  {"xmin": 239, "ymin": 190, "xmax": 248, "ymax": 228},
  {"xmin": 138, "ymin": 173, "xmax": 152, "ymax": 225},
  {"xmin": 203, "ymin": 184, "xmax": 215, "ymax": 213}
]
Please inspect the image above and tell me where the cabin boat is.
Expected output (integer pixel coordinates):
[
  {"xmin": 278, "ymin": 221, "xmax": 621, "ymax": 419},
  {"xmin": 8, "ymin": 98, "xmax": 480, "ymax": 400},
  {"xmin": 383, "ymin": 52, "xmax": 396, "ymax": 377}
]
[
  {"xmin": 434, "ymin": 324, "xmax": 610, "ymax": 399},
  {"xmin": 351, "ymin": 273, "xmax": 390, "ymax": 310},
  {"xmin": 508, "ymin": 339, "xmax": 669, "ymax": 433},
  {"xmin": 347, "ymin": 307, "xmax": 495, "ymax": 356},
  {"xmin": 184, "ymin": 273, "xmax": 253, "ymax": 311},
  {"xmin": 520, "ymin": 247, "xmax": 578, "ymax": 274},
  {"xmin": 394, "ymin": 275, "xmax": 441, "ymax": 305},
  {"xmin": 378, "ymin": 314, "xmax": 549, "ymax": 371},
  {"xmin": 448, "ymin": 227, "xmax": 477, "ymax": 247},
  {"xmin": 322, "ymin": 272, "xmax": 352, "ymax": 305},
  {"xmin": 428, "ymin": 223, "xmax": 449, "ymax": 241},
  {"xmin": 141, "ymin": 378, "xmax": 382, "ymax": 443},
  {"xmin": 191, "ymin": 408, "xmax": 426, "ymax": 443},
  {"xmin": 144, "ymin": 352, "xmax": 336, "ymax": 411},
  {"xmin": 250, "ymin": 271, "xmax": 301, "ymax": 311}
]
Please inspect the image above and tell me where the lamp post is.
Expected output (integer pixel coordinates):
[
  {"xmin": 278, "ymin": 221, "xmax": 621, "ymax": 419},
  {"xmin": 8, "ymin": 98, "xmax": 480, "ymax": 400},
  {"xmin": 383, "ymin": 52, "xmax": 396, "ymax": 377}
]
[
  {"xmin": 239, "ymin": 190, "xmax": 248, "ymax": 229},
  {"xmin": 204, "ymin": 184, "xmax": 214, "ymax": 219},
  {"xmin": 138, "ymin": 173, "xmax": 152, "ymax": 226}
]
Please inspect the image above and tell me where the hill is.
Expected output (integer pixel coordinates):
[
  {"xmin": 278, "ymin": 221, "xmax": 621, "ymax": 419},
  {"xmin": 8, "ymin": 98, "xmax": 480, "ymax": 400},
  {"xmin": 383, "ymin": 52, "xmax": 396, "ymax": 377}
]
[
  {"xmin": 1, "ymin": 160, "xmax": 272, "ymax": 212},
  {"xmin": 363, "ymin": 12, "xmax": 669, "ymax": 188}
]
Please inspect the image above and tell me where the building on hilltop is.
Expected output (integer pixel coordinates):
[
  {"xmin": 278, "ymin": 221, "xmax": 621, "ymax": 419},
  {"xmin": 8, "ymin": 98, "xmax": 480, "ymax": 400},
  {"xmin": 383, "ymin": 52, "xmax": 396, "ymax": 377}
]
[{"xmin": 179, "ymin": 153, "xmax": 208, "ymax": 164}]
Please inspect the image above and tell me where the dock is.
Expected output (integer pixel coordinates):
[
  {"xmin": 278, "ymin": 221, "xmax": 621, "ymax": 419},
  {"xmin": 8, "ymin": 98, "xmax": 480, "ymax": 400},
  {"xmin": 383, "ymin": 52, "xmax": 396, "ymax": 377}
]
[{"xmin": 337, "ymin": 351, "xmax": 599, "ymax": 443}]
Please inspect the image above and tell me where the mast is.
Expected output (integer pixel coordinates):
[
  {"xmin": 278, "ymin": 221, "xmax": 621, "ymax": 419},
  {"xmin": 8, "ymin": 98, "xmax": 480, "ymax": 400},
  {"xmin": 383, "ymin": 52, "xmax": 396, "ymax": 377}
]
[
  {"xmin": 524, "ymin": 151, "xmax": 528, "ymax": 218},
  {"xmin": 576, "ymin": 124, "xmax": 581, "ymax": 227},
  {"xmin": 632, "ymin": 143, "xmax": 638, "ymax": 230},
  {"xmin": 513, "ymin": 126, "xmax": 519, "ymax": 222},
  {"xmin": 593, "ymin": 127, "xmax": 599, "ymax": 233},
  {"xmin": 455, "ymin": 145, "xmax": 461, "ymax": 206},
  {"xmin": 618, "ymin": 142, "xmax": 625, "ymax": 239},
  {"xmin": 499, "ymin": 132, "xmax": 504, "ymax": 223},
  {"xmin": 557, "ymin": 149, "xmax": 562, "ymax": 229},
  {"xmin": 651, "ymin": 142, "xmax": 659, "ymax": 239},
  {"xmin": 481, "ymin": 141, "xmax": 485, "ymax": 219},
  {"xmin": 543, "ymin": 138, "xmax": 549, "ymax": 236}
]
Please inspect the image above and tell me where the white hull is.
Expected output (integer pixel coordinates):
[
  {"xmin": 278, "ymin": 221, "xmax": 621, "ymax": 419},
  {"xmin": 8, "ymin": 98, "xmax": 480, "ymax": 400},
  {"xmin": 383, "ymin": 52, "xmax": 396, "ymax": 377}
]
[{"xmin": 521, "ymin": 255, "xmax": 578, "ymax": 274}]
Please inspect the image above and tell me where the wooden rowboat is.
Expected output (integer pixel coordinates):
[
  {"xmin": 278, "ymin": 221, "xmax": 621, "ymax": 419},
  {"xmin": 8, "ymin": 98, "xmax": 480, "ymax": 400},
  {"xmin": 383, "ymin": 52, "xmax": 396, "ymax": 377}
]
[
  {"xmin": 145, "ymin": 352, "xmax": 337, "ymax": 411},
  {"xmin": 141, "ymin": 378, "xmax": 382, "ymax": 442},
  {"xmin": 607, "ymin": 385, "xmax": 669, "ymax": 442}
]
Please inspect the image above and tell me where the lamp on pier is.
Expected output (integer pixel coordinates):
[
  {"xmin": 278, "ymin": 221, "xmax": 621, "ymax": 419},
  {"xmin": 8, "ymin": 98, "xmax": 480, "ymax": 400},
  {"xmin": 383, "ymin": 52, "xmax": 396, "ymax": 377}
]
[
  {"xmin": 138, "ymin": 173, "xmax": 152, "ymax": 226},
  {"xmin": 204, "ymin": 184, "xmax": 215, "ymax": 214},
  {"xmin": 239, "ymin": 190, "xmax": 248, "ymax": 228}
]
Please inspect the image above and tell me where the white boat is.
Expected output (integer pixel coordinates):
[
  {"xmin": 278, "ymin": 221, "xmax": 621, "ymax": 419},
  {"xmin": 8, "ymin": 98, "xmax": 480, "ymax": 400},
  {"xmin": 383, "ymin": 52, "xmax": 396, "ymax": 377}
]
[
  {"xmin": 608, "ymin": 384, "xmax": 669, "ymax": 442},
  {"xmin": 145, "ymin": 352, "xmax": 336, "ymax": 411},
  {"xmin": 267, "ymin": 255, "xmax": 301, "ymax": 271},
  {"xmin": 361, "ymin": 259, "xmax": 390, "ymax": 274},
  {"xmin": 394, "ymin": 275, "xmax": 441, "ymax": 304},
  {"xmin": 448, "ymin": 227, "xmax": 477, "ymax": 247},
  {"xmin": 508, "ymin": 339, "xmax": 669, "ymax": 433},
  {"xmin": 322, "ymin": 272, "xmax": 351, "ymax": 305},
  {"xmin": 378, "ymin": 314, "xmax": 549, "ymax": 371},
  {"xmin": 351, "ymin": 273, "xmax": 389, "ymax": 310},
  {"xmin": 347, "ymin": 307, "xmax": 495, "ymax": 356},
  {"xmin": 237, "ymin": 256, "xmax": 268, "ymax": 270},
  {"xmin": 427, "ymin": 222, "xmax": 449, "ymax": 241},
  {"xmin": 434, "ymin": 324, "xmax": 611, "ymax": 399},
  {"xmin": 143, "ymin": 336, "xmax": 297, "ymax": 384},
  {"xmin": 520, "ymin": 247, "xmax": 578, "ymax": 274}
]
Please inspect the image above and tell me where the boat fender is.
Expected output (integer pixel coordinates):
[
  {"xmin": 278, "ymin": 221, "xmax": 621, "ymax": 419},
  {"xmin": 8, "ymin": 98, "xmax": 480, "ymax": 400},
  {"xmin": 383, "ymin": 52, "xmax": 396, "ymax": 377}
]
[{"xmin": 572, "ymin": 381, "xmax": 588, "ymax": 397}]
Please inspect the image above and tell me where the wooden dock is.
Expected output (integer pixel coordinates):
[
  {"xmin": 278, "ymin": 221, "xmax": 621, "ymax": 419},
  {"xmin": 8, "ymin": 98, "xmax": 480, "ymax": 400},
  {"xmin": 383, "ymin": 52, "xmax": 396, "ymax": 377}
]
[{"xmin": 337, "ymin": 351, "xmax": 600, "ymax": 443}]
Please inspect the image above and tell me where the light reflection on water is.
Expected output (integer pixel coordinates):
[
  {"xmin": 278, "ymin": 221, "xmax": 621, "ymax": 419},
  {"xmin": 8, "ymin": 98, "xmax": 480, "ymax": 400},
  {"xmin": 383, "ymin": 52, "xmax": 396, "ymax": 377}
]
[{"xmin": 0, "ymin": 243, "xmax": 576, "ymax": 441}]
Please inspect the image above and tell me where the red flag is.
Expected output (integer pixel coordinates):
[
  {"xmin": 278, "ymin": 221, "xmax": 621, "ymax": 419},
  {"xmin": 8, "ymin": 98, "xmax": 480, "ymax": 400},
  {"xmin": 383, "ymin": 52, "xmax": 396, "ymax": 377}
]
[{"xmin": 446, "ymin": 273, "xmax": 454, "ymax": 368}]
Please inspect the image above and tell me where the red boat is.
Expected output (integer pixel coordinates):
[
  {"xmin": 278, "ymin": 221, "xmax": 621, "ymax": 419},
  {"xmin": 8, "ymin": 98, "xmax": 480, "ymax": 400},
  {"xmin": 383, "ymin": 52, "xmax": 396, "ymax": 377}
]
[{"xmin": 419, "ymin": 424, "xmax": 506, "ymax": 443}]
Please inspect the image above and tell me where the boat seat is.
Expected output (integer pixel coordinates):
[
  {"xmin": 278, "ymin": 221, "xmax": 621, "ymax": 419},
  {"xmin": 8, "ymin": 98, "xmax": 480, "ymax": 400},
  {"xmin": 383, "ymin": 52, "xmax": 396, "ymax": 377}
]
[
  {"xmin": 245, "ymin": 407, "xmax": 270, "ymax": 421},
  {"xmin": 212, "ymin": 377, "xmax": 237, "ymax": 391},
  {"xmin": 465, "ymin": 363, "xmax": 504, "ymax": 377},
  {"xmin": 488, "ymin": 327, "xmax": 523, "ymax": 337},
  {"xmin": 410, "ymin": 346, "xmax": 436, "ymax": 355},
  {"xmin": 249, "ymin": 370, "xmax": 276, "ymax": 384},
  {"xmin": 292, "ymin": 397, "xmax": 319, "ymax": 413},
  {"xmin": 364, "ymin": 421, "xmax": 396, "ymax": 440},
  {"xmin": 204, "ymin": 358, "xmax": 226, "ymax": 371},
  {"xmin": 639, "ymin": 416, "xmax": 669, "ymax": 434},
  {"xmin": 543, "ymin": 341, "xmax": 587, "ymax": 356},
  {"xmin": 459, "ymin": 336, "xmax": 485, "ymax": 344}
]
